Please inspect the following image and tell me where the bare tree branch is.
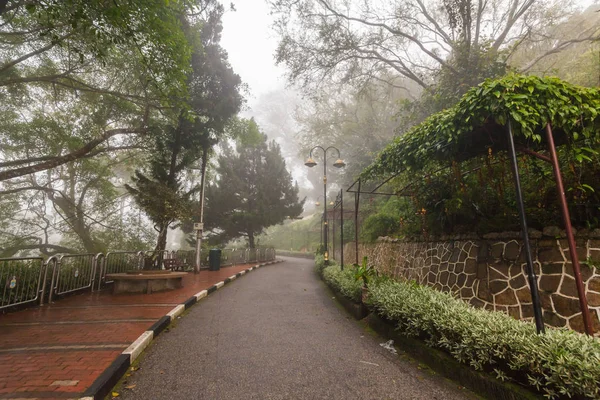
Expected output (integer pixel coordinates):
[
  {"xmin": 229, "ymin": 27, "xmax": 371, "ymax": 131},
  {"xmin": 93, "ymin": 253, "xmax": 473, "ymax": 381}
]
[
  {"xmin": 0, "ymin": 32, "xmax": 73, "ymax": 73},
  {"xmin": 521, "ymin": 29, "xmax": 600, "ymax": 72},
  {"xmin": 316, "ymin": 0, "xmax": 458, "ymax": 74}
]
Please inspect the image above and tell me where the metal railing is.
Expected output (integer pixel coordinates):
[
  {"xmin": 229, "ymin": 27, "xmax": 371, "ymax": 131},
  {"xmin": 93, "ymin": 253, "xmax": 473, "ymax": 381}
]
[
  {"xmin": 222, "ymin": 249, "xmax": 245, "ymax": 266},
  {"xmin": 99, "ymin": 251, "xmax": 143, "ymax": 288},
  {"xmin": 48, "ymin": 254, "xmax": 98, "ymax": 304},
  {"xmin": 172, "ymin": 250, "xmax": 196, "ymax": 269},
  {"xmin": 141, "ymin": 250, "xmax": 171, "ymax": 269},
  {"xmin": 0, "ymin": 247, "xmax": 276, "ymax": 311},
  {"xmin": 0, "ymin": 257, "xmax": 45, "ymax": 310}
]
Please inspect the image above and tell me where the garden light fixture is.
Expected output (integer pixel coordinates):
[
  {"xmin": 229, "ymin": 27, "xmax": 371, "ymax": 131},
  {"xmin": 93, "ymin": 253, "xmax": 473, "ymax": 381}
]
[
  {"xmin": 304, "ymin": 157, "xmax": 317, "ymax": 168},
  {"xmin": 305, "ymin": 145, "xmax": 345, "ymax": 265},
  {"xmin": 333, "ymin": 159, "xmax": 346, "ymax": 168}
]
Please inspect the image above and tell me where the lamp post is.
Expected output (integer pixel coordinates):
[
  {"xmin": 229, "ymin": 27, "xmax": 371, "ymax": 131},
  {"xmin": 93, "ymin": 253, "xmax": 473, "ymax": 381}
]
[{"xmin": 305, "ymin": 146, "xmax": 345, "ymax": 264}]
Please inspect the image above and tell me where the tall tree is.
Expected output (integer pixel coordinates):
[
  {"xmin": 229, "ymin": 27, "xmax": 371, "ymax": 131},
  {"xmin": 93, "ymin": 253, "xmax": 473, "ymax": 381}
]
[
  {"xmin": 269, "ymin": 0, "xmax": 595, "ymax": 98},
  {"xmin": 510, "ymin": 4, "xmax": 600, "ymax": 87},
  {"xmin": 125, "ymin": 126, "xmax": 198, "ymax": 253},
  {"xmin": 0, "ymin": 0, "xmax": 194, "ymax": 180},
  {"xmin": 126, "ymin": 6, "xmax": 243, "ymax": 254},
  {"xmin": 182, "ymin": 4, "xmax": 244, "ymax": 265},
  {"xmin": 204, "ymin": 119, "xmax": 305, "ymax": 248}
]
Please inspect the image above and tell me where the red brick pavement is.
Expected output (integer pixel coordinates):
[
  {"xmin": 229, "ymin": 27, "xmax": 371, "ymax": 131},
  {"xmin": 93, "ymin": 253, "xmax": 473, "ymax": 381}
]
[{"xmin": 0, "ymin": 264, "xmax": 258, "ymax": 400}]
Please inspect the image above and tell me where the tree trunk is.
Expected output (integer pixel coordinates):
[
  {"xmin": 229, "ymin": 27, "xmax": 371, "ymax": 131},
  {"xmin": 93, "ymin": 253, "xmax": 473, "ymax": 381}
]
[
  {"xmin": 49, "ymin": 193, "xmax": 103, "ymax": 254},
  {"xmin": 155, "ymin": 222, "xmax": 169, "ymax": 252},
  {"xmin": 248, "ymin": 232, "xmax": 255, "ymax": 249}
]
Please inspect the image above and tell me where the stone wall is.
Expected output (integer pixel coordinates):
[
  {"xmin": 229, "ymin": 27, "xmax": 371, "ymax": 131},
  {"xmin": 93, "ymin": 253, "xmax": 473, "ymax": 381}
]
[{"xmin": 342, "ymin": 230, "xmax": 600, "ymax": 333}]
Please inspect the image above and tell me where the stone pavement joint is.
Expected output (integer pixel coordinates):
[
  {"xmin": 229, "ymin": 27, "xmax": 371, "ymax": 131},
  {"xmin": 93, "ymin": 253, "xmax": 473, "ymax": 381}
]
[
  {"xmin": 0, "ymin": 344, "xmax": 130, "ymax": 354},
  {"xmin": 0, "ymin": 260, "xmax": 282, "ymax": 400},
  {"xmin": 0, "ymin": 318, "xmax": 157, "ymax": 326}
]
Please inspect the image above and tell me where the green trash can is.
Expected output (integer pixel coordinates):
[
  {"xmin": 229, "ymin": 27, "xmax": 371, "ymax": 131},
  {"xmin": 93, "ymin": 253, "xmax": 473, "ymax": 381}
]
[{"xmin": 209, "ymin": 248, "xmax": 221, "ymax": 271}]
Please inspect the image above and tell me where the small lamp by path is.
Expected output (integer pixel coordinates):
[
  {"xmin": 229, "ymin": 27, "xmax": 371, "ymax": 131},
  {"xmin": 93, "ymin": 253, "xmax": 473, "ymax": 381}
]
[{"xmin": 305, "ymin": 146, "xmax": 346, "ymax": 264}]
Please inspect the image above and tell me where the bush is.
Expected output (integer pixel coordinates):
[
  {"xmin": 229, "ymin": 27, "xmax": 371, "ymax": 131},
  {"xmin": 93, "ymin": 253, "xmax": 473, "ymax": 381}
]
[
  {"xmin": 314, "ymin": 254, "xmax": 326, "ymax": 275},
  {"xmin": 322, "ymin": 265, "xmax": 362, "ymax": 303},
  {"xmin": 361, "ymin": 213, "xmax": 400, "ymax": 242},
  {"xmin": 367, "ymin": 279, "xmax": 600, "ymax": 399}
]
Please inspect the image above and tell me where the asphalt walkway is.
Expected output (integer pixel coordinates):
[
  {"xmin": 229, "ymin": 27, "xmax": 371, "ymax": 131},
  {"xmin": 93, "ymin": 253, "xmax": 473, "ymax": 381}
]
[{"xmin": 119, "ymin": 257, "xmax": 475, "ymax": 400}]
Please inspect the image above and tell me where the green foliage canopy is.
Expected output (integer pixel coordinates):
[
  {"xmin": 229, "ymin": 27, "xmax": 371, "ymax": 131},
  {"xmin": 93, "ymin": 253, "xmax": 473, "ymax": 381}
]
[{"xmin": 361, "ymin": 74, "xmax": 600, "ymax": 181}]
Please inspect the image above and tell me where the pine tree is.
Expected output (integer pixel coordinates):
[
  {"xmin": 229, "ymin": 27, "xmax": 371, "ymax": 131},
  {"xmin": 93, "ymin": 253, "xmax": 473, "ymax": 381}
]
[
  {"xmin": 125, "ymin": 8, "xmax": 242, "ymax": 258},
  {"xmin": 205, "ymin": 119, "xmax": 304, "ymax": 248},
  {"xmin": 125, "ymin": 127, "xmax": 198, "ymax": 254}
]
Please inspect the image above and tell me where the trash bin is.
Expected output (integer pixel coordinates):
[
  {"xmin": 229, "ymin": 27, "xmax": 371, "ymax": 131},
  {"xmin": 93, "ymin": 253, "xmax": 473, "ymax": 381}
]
[{"xmin": 209, "ymin": 248, "xmax": 221, "ymax": 271}]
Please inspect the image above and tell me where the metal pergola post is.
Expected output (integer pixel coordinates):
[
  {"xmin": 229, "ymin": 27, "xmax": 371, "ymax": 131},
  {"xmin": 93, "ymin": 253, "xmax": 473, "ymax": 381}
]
[
  {"xmin": 354, "ymin": 179, "xmax": 361, "ymax": 265},
  {"xmin": 545, "ymin": 123, "xmax": 593, "ymax": 335},
  {"xmin": 332, "ymin": 204, "xmax": 336, "ymax": 262},
  {"xmin": 506, "ymin": 121, "xmax": 545, "ymax": 334},
  {"xmin": 340, "ymin": 189, "xmax": 344, "ymax": 270}
]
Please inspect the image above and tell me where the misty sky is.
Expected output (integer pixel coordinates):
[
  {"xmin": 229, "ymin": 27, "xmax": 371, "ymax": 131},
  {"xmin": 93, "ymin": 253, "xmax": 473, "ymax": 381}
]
[
  {"xmin": 220, "ymin": 0, "xmax": 597, "ymax": 110},
  {"xmin": 221, "ymin": 0, "xmax": 289, "ymax": 107}
]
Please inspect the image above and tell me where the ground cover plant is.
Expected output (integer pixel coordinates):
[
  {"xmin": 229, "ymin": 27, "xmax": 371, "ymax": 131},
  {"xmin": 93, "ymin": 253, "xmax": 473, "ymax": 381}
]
[
  {"xmin": 322, "ymin": 264, "xmax": 362, "ymax": 304},
  {"xmin": 316, "ymin": 254, "xmax": 600, "ymax": 399},
  {"xmin": 367, "ymin": 279, "xmax": 600, "ymax": 399}
]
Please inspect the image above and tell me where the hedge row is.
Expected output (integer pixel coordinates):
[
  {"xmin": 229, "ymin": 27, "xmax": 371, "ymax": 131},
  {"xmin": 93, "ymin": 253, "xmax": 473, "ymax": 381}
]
[
  {"xmin": 316, "ymin": 256, "xmax": 600, "ymax": 399},
  {"xmin": 321, "ymin": 265, "xmax": 362, "ymax": 304},
  {"xmin": 367, "ymin": 279, "xmax": 600, "ymax": 399}
]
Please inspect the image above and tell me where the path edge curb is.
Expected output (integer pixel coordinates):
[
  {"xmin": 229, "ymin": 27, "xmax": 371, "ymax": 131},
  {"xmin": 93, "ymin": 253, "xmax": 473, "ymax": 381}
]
[{"xmin": 79, "ymin": 259, "xmax": 283, "ymax": 400}]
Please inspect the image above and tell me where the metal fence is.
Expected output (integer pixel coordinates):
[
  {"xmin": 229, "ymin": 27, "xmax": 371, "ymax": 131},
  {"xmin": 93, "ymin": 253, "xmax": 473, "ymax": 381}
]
[
  {"xmin": 0, "ymin": 247, "xmax": 276, "ymax": 311},
  {"xmin": 100, "ymin": 251, "xmax": 143, "ymax": 288},
  {"xmin": 48, "ymin": 254, "xmax": 97, "ymax": 304},
  {"xmin": 172, "ymin": 250, "xmax": 196, "ymax": 268},
  {"xmin": 0, "ymin": 257, "xmax": 45, "ymax": 310}
]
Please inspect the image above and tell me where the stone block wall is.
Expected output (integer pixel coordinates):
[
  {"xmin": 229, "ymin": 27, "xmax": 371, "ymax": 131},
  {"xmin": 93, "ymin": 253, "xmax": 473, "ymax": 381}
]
[{"xmin": 342, "ymin": 232, "xmax": 600, "ymax": 334}]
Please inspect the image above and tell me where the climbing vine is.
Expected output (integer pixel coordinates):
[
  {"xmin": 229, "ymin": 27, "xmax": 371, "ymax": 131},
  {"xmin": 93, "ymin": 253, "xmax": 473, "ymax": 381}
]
[
  {"xmin": 361, "ymin": 74, "xmax": 600, "ymax": 181},
  {"xmin": 358, "ymin": 74, "xmax": 600, "ymax": 236}
]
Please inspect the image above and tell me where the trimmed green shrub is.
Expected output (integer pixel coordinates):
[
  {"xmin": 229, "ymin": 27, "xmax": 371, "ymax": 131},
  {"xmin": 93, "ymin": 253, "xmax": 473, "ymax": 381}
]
[
  {"xmin": 322, "ymin": 265, "xmax": 362, "ymax": 303},
  {"xmin": 314, "ymin": 254, "xmax": 326, "ymax": 275},
  {"xmin": 367, "ymin": 279, "xmax": 600, "ymax": 399}
]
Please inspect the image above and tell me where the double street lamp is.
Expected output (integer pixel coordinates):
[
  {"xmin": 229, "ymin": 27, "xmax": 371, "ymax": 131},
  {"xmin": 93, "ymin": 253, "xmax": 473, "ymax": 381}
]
[
  {"xmin": 314, "ymin": 196, "xmax": 334, "ymax": 208},
  {"xmin": 305, "ymin": 146, "xmax": 345, "ymax": 264}
]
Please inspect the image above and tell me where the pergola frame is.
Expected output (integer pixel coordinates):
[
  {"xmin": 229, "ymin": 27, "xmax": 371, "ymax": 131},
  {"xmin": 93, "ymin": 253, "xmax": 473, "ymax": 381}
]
[{"xmin": 347, "ymin": 119, "xmax": 595, "ymax": 335}]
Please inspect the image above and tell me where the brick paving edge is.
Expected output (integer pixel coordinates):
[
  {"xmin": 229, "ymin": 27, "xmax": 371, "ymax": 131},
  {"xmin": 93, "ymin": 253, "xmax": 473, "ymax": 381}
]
[{"xmin": 79, "ymin": 259, "xmax": 283, "ymax": 400}]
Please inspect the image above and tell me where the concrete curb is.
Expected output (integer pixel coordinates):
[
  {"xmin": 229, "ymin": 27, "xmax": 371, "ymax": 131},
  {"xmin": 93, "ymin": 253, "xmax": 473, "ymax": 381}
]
[{"xmin": 80, "ymin": 259, "xmax": 283, "ymax": 400}]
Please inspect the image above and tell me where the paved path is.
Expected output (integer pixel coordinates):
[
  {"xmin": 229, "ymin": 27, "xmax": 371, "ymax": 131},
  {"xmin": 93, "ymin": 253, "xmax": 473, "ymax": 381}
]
[
  {"xmin": 120, "ymin": 257, "xmax": 475, "ymax": 400},
  {"xmin": 0, "ymin": 263, "xmax": 257, "ymax": 400}
]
